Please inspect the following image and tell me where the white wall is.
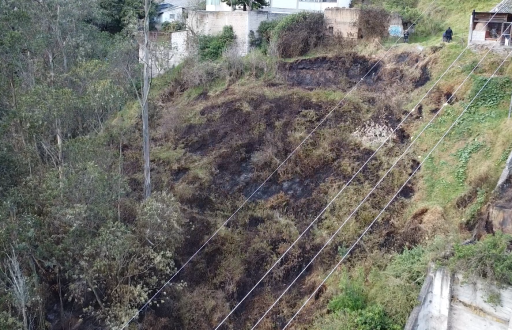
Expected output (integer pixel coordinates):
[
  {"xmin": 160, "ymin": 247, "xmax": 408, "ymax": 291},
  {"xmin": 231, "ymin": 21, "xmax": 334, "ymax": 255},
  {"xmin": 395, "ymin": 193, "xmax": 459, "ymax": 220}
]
[{"xmin": 139, "ymin": 30, "xmax": 189, "ymax": 77}]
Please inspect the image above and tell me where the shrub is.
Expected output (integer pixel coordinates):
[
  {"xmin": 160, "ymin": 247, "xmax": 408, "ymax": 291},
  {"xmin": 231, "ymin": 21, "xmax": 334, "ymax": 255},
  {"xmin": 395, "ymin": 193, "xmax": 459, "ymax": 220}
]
[
  {"xmin": 243, "ymin": 50, "xmax": 277, "ymax": 78},
  {"xmin": 328, "ymin": 272, "xmax": 367, "ymax": 312},
  {"xmin": 358, "ymin": 7, "xmax": 391, "ymax": 39},
  {"xmin": 384, "ymin": 0, "xmax": 420, "ymax": 25},
  {"xmin": 161, "ymin": 20, "xmax": 186, "ymax": 33},
  {"xmin": 220, "ymin": 45, "xmax": 244, "ymax": 83},
  {"xmin": 451, "ymin": 232, "xmax": 512, "ymax": 285},
  {"xmin": 414, "ymin": 13, "xmax": 444, "ymax": 37},
  {"xmin": 271, "ymin": 12, "xmax": 324, "ymax": 58},
  {"xmin": 198, "ymin": 26, "xmax": 236, "ymax": 61},
  {"xmin": 250, "ymin": 19, "xmax": 280, "ymax": 53},
  {"xmin": 350, "ymin": 305, "xmax": 401, "ymax": 330}
]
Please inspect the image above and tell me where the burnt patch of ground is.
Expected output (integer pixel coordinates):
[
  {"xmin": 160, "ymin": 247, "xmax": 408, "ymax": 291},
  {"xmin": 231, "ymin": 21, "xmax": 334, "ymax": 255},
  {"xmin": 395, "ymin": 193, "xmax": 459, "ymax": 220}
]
[
  {"xmin": 136, "ymin": 51, "xmax": 435, "ymax": 330},
  {"xmin": 278, "ymin": 52, "xmax": 431, "ymax": 91},
  {"xmin": 279, "ymin": 54, "xmax": 381, "ymax": 89}
]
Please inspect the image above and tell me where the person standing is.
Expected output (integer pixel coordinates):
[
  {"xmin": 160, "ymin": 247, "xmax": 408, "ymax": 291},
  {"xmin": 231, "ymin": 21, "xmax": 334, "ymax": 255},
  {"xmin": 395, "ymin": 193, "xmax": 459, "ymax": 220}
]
[{"xmin": 445, "ymin": 27, "xmax": 453, "ymax": 42}]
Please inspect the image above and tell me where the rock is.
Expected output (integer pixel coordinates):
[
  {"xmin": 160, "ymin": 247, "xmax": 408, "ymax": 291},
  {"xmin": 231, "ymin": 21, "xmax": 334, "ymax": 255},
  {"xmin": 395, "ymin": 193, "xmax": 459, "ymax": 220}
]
[
  {"xmin": 489, "ymin": 205, "xmax": 512, "ymax": 234},
  {"xmin": 496, "ymin": 150, "xmax": 512, "ymax": 192}
]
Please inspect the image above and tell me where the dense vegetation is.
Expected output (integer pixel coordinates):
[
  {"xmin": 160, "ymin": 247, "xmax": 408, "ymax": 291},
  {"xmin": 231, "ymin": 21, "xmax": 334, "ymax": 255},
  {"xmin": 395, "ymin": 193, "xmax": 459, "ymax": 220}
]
[
  {"xmin": 197, "ymin": 26, "xmax": 236, "ymax": 61},
  {"xmin": 1, "ymin": 0, "xmax": 512, "ymax": 330},
  {"xmin": 0, "ymin": 0, "xmax": 182, "ymax": 328}
]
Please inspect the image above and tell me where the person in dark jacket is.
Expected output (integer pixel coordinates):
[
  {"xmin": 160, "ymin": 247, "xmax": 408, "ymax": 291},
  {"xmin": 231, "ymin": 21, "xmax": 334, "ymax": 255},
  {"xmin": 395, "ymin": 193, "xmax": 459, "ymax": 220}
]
[
  {"xmin": 404, "ymin": 30, "xmax": 409, "ymax": 43},
  {"xmin": 445, "ymin": 27, "xmax": 453, "ymax": 42}
]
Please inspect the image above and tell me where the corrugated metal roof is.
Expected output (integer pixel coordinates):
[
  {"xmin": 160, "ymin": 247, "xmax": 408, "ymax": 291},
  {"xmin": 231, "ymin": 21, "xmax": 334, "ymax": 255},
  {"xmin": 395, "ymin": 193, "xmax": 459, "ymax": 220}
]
[{"xmin": 492, "ymin": 0, "xmax": 512, "ymax": 13}]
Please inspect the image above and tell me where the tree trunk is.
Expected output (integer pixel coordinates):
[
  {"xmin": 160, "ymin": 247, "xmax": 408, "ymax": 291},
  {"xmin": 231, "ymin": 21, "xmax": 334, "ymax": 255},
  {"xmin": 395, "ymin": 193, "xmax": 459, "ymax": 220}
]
[
  {"xmin": 56, "ymin": 120, "xmax": 64, "ymax": 198},
  {"xmin": 143, "ymin": 0, "xmax": 152, "ymax": 199},
  {"xmin": 5, "ymin": 250, "xmax": 29, "ymax": 330}
]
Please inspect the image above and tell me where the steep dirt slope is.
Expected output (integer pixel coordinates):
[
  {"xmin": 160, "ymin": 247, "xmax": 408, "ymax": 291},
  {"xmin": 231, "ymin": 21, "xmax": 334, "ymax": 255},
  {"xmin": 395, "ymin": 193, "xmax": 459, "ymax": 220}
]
[{"xmin": 119, "ymin": 51, "xmax": 435, "ymax": 329}]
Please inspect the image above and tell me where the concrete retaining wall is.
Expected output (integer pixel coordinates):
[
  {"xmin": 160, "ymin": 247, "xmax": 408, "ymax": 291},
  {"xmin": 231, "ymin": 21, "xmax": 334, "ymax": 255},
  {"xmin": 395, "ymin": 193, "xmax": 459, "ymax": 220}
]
[
  {"xmin": 188, "ymin": 11, "xmax": 285, "ymax": 55},
  {"xmin": 324, "ymin": 8, "xmax": 360, "ymax": 38},
  {"xmin": 407, "ymin": 267, "xmax": 512, "ymax": 330}
]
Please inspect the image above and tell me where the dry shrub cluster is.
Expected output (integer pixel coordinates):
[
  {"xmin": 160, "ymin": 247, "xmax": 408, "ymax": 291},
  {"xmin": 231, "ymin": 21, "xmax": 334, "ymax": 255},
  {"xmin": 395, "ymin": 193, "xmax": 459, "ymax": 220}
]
[
  {"xmin": 273, "ymin": 12, "xmax": 325, "ymax": 58},
  {"xmin": 162, "ymin": 48, "xmax": 277, "ymax": 100},
  {"xmin": 358, "ymin": 7, "xmax": 391, "ymax": 40}
]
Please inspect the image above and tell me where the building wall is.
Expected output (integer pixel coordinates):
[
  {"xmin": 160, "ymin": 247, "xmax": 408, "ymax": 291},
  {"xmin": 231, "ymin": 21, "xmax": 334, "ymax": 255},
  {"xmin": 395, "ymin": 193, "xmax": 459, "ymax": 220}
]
[
  {"xmin": 139, "ymin": 30, "xmax": 189, "ymax": 77},
  {"xmin": 324, "ymin": 7, "xmax": 360, "ymax": 38},
  {"xmin": 188, "ymin": 11, "xmax": 285, "ymax": 55},
  {"xmin": 388, "ymin": 12, "xmax": 403, "ymax": 36}
]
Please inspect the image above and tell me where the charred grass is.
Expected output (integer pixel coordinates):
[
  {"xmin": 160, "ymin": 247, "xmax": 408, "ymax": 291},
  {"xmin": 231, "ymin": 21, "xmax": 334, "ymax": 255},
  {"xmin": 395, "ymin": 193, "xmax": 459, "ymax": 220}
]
[{"xmin": 113, "ymin": 50, "xmax": 448, "ymax": 329}]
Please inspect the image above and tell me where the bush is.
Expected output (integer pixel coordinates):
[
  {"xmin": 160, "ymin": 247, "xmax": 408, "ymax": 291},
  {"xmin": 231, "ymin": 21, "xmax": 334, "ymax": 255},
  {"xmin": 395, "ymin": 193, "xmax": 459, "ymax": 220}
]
[
  {"xmin": 451, "ymin": 232, "xmax": 512, "ymax": 285},
  {"xmin": 271, "ymin": 12, "xmax": 324, "ymax": 58},
  {"xmin": 161, "ymin": 20, "xmax": 186, "ymax": 33},
  {"xmin": 414, "ymin": 13, "xmax": 444, "ymax": 37},
  {"xmin": 325, "ymin": 270, "xmax": 401, "ymax": 330},
  {"xmin": 328, "ymin": 273, "xmax": 367, "ymax": 312},
  {"xmin": 250, "ymin": 19, "xmax": 280, "ymax": 53},
  {"xmin": 384, "ymin": 0, "xmax": 420, "ymax": 25},
  {"xmin": 198, "ymin": 26, "xmax": 236, "ymax": 61},
  {"xmin": 358, "ymin": 7, "xmax": 391, "ymax": 39}
]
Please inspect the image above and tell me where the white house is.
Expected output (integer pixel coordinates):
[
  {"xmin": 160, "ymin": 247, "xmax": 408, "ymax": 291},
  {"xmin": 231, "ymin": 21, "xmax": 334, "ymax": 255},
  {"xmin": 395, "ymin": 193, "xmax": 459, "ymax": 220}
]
[{"xmin": 156, "ymin": 3, "xmax": 186, "ymax": 24}]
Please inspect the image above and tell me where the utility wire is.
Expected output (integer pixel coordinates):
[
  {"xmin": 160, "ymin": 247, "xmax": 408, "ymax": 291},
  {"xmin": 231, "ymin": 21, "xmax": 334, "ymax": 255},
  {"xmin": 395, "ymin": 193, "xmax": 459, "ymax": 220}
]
[
  {"xmin": 282, "ymin": 48, "xmax": 512, "ymax": 330},
  {"xmin": 118, "ymin": 3, "xmax": 437, "ymax": 328},
  {"xmin": 249, "ymin": 41, "xmax": 498, "ymax": 330},
  {"xmin": 212, "ymin": 8, "xmax": 503, "ymax": 330}
]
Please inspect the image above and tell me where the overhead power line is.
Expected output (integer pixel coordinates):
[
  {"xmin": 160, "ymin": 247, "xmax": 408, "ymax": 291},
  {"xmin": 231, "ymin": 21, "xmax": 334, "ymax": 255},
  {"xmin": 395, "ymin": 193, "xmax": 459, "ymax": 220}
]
[
  {"xmin": 212, "ymin": 8, "xmax": 503, "ymax": 330},
  {"xmin": 118, "ymin": 2, "xmax": 437, "ymax": 328},
  {"xmin": 248, "ymin": 40, "xmax": 500, "ymax": 330},
  {"xmin": 282, "ymin": 49, "xmax": 512, "ymax": 330}
]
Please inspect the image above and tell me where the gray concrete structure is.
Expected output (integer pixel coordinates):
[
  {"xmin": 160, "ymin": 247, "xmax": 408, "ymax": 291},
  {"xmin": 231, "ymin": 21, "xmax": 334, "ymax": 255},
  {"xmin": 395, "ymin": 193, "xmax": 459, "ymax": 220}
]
[{"xmin": 407, "ymin": 268, "xmax": 512, "ymax": 330}]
